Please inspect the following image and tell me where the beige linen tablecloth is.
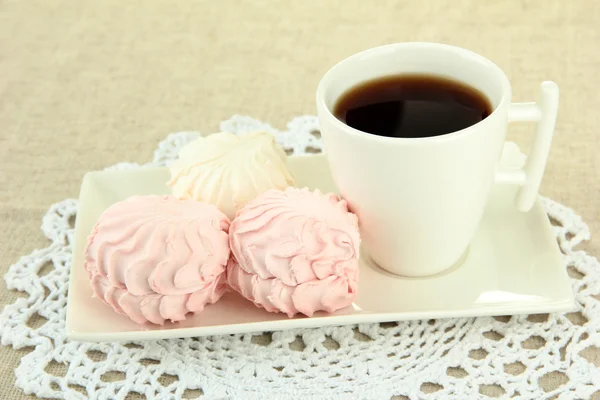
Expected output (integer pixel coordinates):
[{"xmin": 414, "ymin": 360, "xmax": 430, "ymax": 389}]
[{"xmin": 1, "ymin": 1, "xmax": 598, "ymax": 398}]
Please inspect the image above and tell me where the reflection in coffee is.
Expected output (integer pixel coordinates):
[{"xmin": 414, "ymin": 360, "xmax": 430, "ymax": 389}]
[{"xmin": 333, "ymin": 74, "xmax": 492, "ymax": 138}]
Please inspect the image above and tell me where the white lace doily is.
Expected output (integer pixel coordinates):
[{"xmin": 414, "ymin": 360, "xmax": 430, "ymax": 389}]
[{"xmin": 1, "ymin": 115, "xmax": 599, "ymax": 400}]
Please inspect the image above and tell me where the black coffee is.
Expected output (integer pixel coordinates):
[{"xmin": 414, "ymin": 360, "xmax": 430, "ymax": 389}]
[{"xmin": 333, "ymin": 74, "xmax": 492, "ymax": 138}]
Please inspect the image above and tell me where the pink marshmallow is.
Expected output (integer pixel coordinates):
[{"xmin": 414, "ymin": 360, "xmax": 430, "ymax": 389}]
[
  {"xmin": 227, "ymin": 187, "xmax": 360, "ymax": 317},
  {"xmin": 84, "ymin": 195, "xmax": 230, "ymax": 325}
]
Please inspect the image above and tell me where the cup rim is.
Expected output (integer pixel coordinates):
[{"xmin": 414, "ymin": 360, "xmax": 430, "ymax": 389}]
[{"xmin": 316, "ymin": 42, "xmax": 512, "ymax": 144}]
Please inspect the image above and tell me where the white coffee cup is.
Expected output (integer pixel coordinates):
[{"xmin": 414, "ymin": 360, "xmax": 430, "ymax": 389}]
[{"xmin": 316, "ymin": 42, "xmax": 559, "ymax": 277}]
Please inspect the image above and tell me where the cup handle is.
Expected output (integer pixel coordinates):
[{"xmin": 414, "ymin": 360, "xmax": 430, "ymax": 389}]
[{"xmin": 495, "ymin": 81, "xmax": 559, "ymax": 212}]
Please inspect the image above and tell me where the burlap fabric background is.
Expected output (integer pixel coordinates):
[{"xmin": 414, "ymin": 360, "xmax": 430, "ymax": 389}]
[{"xmin": 1, "ymin": 1, "xmax": 598, "ymax": 398}]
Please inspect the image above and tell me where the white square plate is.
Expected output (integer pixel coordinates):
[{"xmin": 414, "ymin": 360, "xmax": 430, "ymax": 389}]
[{"xmin": 67, "ymin": 152, "xmax": 575, "ymax": 342}]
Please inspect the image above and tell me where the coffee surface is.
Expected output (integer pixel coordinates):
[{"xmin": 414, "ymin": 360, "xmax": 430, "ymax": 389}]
[{"xmin": 333, "ymin": 74, "xmax": 492, "ymax": 138}]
